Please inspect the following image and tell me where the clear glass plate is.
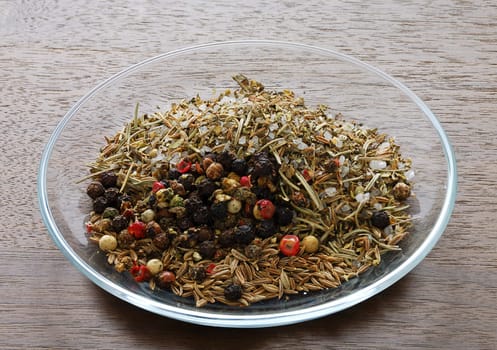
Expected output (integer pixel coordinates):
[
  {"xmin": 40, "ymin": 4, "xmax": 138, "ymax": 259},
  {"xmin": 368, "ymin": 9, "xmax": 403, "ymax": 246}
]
[{"xmin": 38, "ymin": 40, "xmax": 457, "ymax": 328}]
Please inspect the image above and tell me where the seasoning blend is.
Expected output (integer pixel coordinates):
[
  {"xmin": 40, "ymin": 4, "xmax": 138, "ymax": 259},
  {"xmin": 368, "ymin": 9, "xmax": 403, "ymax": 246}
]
[{"xmin": 84, "ymin": 75, "xmax": 413, "ymax": 307}]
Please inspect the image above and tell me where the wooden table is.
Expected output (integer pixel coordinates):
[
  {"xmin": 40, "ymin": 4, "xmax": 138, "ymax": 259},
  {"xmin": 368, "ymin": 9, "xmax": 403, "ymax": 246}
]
[{"xmin": 2, "ymin": 1, "xmax": 496, "ymax": 349}]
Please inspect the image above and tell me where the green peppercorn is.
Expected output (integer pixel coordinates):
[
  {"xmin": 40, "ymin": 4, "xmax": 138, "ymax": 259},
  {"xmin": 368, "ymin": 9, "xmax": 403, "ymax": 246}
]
[
  {"xmin": 226, "ymin": 198, "xmax": 242, "ymax": 214},
  {"xmin": 102, "ymin": 207, "xmax": 119, "ymax": 219},
  {"xmin": 224, "ymin": 283, "xmax": 242, "ymax": 301},
  {"xmin": 99, "ymin": 234, "xmax": 117, "ymax": 251},
  {"xmin": 141, "ymin": 209, "xmax": 155, "ymax": 223},
  {"xmin": 169, "ymin": 194, "xmax": 185, "ymax": 208},
  {"xmin": 393, "ymin": 182, "xmax": 411, "ymax": 200}
]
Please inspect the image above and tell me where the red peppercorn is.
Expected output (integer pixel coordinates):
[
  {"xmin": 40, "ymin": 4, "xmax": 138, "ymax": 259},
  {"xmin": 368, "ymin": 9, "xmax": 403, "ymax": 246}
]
[
  {"xmin": 302, "ymin": 169, "xmax": 314, "ymax": 182},
  {"xmin": 130, "ymin": 264, "xmax": 151, "ymax": 282},
  {"xmin": 279, "ymin": 234, "xmax": 300, "ymax": 256},
  {"xmin": 157, "ymin": 270, "xmax": 176, "ymax": 288},
  {"xmin": 253, "ymin": 199, "xmax": 276, "ymax": 220},
  {"xmin": 176, "ymin": 158, "xmax": 192, "ymax": 173},
  {"xmin": 122, "ymin": 208, "xmax": 135, "ymax": 219},
  {"xmin": 206, "ymin": 263, "xmax": 216, "ymax": 274},
  {"xmin": 152, "ymin": 181, "xmax": 166, "ymax": 193},
  {"xmin": 128, "ymin": 221, "xmax": 146, "ymax": 239},
  {"xmin": 240, "ymin": 175, "xmax": 252, "ymax": 188}
]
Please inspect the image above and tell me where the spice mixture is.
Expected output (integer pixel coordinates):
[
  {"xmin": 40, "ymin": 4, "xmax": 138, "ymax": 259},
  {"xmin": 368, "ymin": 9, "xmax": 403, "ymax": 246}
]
[{"xmin": 84, "ymin": 75, "xmax": 414, "ymax": 307}]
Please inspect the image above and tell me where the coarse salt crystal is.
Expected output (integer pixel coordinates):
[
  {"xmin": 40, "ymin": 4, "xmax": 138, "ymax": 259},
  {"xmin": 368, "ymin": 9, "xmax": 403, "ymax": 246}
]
[
  {"xmin": 340, "ymin": 165, "xmax": 350, "ymax": 178},
  {"xmin": 199, "ymin": 145, "xmax": 212, "ymax": 155},
  {"xmin": 250, "ymin": 136, "xmax": 259, "ymax": 147},
  {"xmin": 341, "ymin": 204, "xmax": 352, "ymax": 213},
  {"xmin": 377, "ymin": 142, "xmax": 390, "ymax": 154},
  {"xmin": 238, "ymin": 136, "xmax": 246, "ymax": 145},
  {"xmin": 405, "ymin": 169, "xmax": 415, "ymax": 181},
  {"xmin": 369, "ymin": 160, "xmax": 387, "ymax": 170},
  {"xmin": 322, "ymin": 187, "xmax": 337, "ymax": 198},
  {"xmin": 355, "ymin": 192, "xmax": 370, "ymax": 203},
  {"xmin": 323, "ymin": 130, "xmax": 332, "ymax": 141}
]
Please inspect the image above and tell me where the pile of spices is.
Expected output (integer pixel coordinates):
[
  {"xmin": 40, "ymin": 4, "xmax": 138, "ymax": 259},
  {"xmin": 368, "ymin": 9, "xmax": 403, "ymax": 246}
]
[{"xmin": 84, "ymin": 75, "xmax": 414, "ymax": 307}]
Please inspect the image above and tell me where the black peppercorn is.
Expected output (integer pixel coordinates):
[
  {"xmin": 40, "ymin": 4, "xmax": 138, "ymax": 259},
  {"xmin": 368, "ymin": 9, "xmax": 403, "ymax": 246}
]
[
  {"xmin": 197, "ymin": 226, "xmax": 213, "ymax": 242},
  {"xmin": 218, "ymin": 228, "xmax": 235, "ymax": 247},
  {"xmin": 93, "ymin": 196, "xmax": 108, "ymax": 214},
  {"xmin": 224, "ymin": 283, "xmax": 242, "ymax": 301},
  {"xmin": 146, "ymin": 221, "xmax": 162, "ymax": 237},
  {"xmin": 86, "ymin": 181, "xmax": 105, "ymax": 199},
  {"xmin": 234, "ymin": 224, "xmax": 255, "ymax": 245},
  {"xmin": 231, "ymin": 158, "xmax": 248, "ymax": 175},
  {"xmin": 175, "ymin": 233, "xmax": 197, "ymax": 248},
  {"xmin": 217, "ymin": 150, "xmax": 235, "ymax": 172},
  {"xmin": 176, "ymin": 216, "xmax": 194, "ymax": 231},
  {"xmin": 148, "ymin": 194, "xmax": 157, "ymax": 207},
  {"xmin": 249, "ymin": 151, "xmax": 277, "ymax": 178},
  {"xmin": 371, "ymin": 211, "xmax": 390, "ymax": 229},
  {"xmin": 210, "ymin": 201, "xmax": 228, "ymax": 220},
  {"xmin": 255, "ymin": 220, "xmax": 277, "ymax": 238},
  {"xmin": 197, "ymin": 179, "xmax": 218, "ymax": 200},
  {"xmin": 152, "ymin": 232, "xmax": 170, "ymax": 249},
  {"xmin": 189, "ymin": 266, "xmax": 207, "ymax": 283},
  {"xmin": 104, "ymin": 187, "xmax": 120, "ymax": 208},
  {"xmin": 168, "ymin": 168, "xmax": 181, "ymax": 180},
  {"xmin": 117, "ymin": 231, "xmax": 135, "ymax": 248},
  {"xmin": 100, "ymin": 171, "xmax": 118, "ymax": 188},
  {"xmin": 111, "ymin": 215, "xmax": 129, "ymax": 233},
  {"xmin": 198, "ymin": 240, "xmax": 217, "ymax": 259},
  {"xmin": 178, "ymin": 173, "xmax": 196, "ymax": 192},
  {"xmin": 118, "ymin": 193, "xmax": 133, "ymax": 209},
  {"xmin": 251, "ymin": 186, "xmax": 276, "ymax": 202},
  {"xmin": 245, "ymin": 244, "xmax": 262, "ymax": 259},
  {"xmin": 184, "ymin": 192, "xmax": 204, "ymax": 214},
  {"xmin": 274, "ymin": 206, "xmax": 294, "ymax": 226},
  {"xmin": 192, "ymin": 206, "xmax": 210, "ymax": 225}
]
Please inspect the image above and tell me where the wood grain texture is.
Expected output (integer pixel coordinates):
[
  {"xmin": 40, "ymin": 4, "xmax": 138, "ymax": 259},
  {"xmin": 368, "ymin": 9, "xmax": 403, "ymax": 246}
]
[{"xmin": 1, "ymin": 0, "xmax": 496, "ymax": 349}]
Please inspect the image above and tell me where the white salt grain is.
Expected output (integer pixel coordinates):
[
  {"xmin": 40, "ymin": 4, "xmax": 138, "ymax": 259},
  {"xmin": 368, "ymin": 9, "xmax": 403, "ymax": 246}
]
[{"xmin": 369, "ymin": 160, "xmax": 387, "ymax": 170}]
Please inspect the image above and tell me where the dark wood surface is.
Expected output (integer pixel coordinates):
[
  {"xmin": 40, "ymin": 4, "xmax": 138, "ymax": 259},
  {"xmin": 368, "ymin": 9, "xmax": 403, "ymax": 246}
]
[{"xmin": 2, "ymin": 1, "xmax": 496, "ymax": 349}]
